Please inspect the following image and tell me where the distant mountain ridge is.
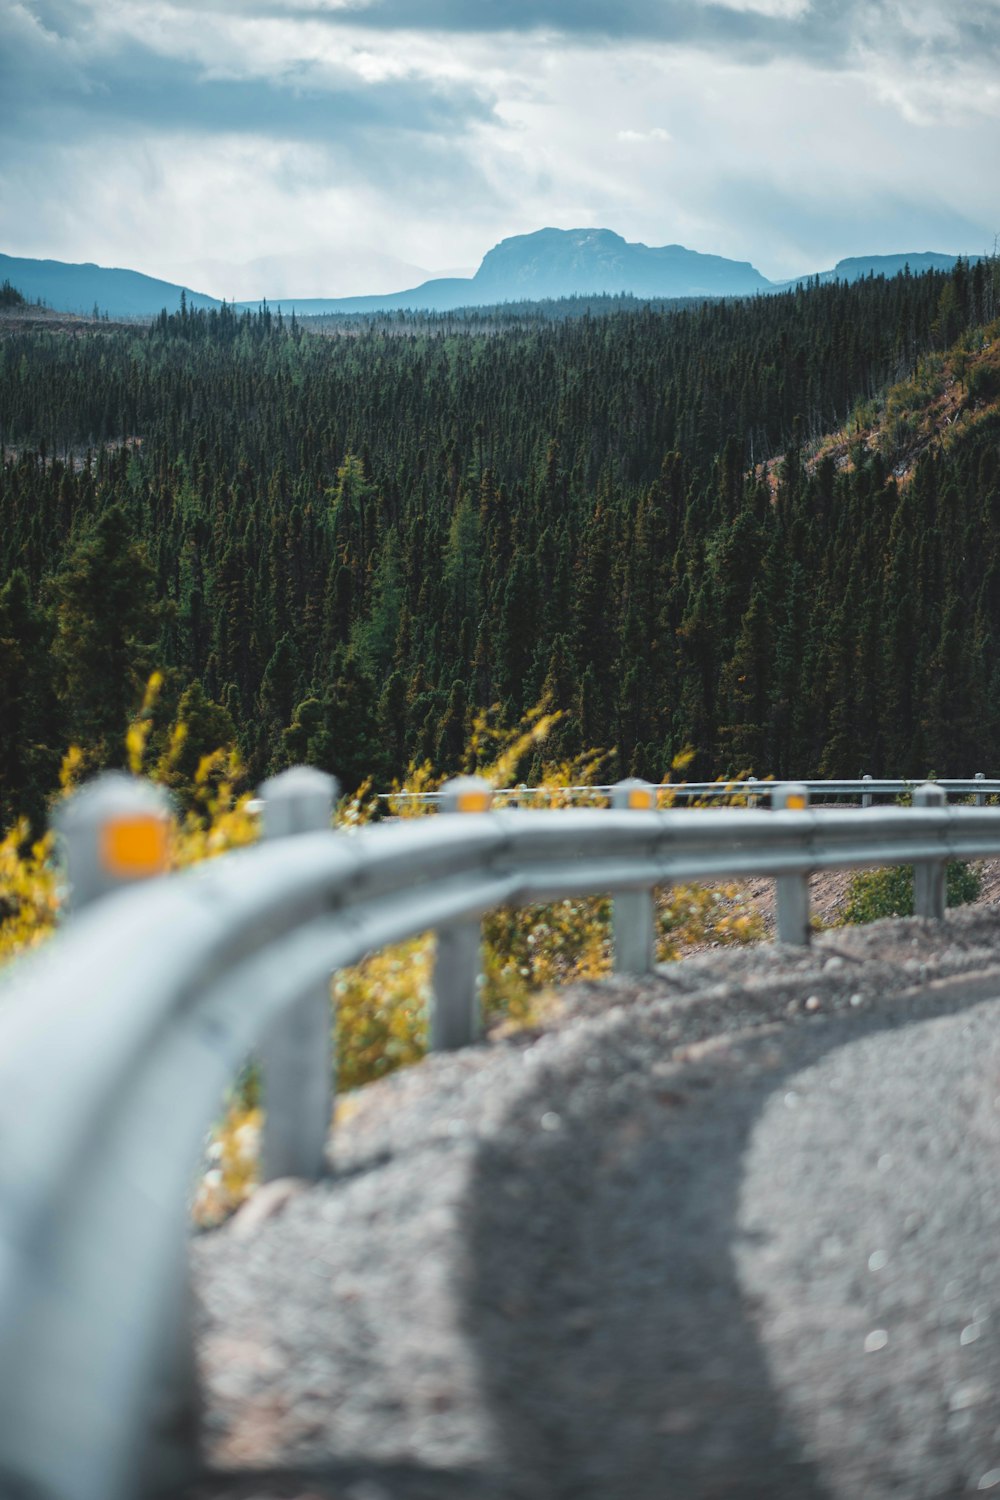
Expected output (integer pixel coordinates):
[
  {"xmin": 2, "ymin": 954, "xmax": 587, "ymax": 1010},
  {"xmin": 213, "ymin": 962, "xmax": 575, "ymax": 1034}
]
[
  {"xmin": 0, "ymin": 234, "xmax": 983, "ymax": 320},
  {"xmin": 254, "ymin": 228, "xmax": 771, "ymax": 315},
  {"xmin": 0, "ymin": 252, "xmax": 217, "ymax": 319},
  {"xmin": 772, "ymin": 251, "xmax": 979, "ymax": 291}
]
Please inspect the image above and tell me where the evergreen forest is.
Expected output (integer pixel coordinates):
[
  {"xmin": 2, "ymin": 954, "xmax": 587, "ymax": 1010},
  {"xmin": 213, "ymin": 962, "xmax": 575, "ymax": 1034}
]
[{"xmin": 1, "ymin": 261, "xmax": 999, "ymax": 829}]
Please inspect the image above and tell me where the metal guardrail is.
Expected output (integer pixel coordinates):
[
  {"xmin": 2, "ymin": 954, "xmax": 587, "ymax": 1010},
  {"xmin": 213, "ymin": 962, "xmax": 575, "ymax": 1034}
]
[
  {"xmin": 378, "ymin": 774, "xmax": 999, "ymax": 808},
  {"xmin": 0, "ymin": 770, "xmax": 998, "ymax": 1498}
]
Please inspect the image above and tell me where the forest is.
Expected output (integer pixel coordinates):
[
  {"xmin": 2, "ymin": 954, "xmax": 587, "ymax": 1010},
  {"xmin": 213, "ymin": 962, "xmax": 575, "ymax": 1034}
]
[{"xmin": 1, "ymin": 259, "xmax": 999, "ymax": 831}]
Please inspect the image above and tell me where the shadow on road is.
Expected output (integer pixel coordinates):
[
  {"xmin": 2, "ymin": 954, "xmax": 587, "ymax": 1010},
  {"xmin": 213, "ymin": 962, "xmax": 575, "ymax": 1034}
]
[{"xmin": 459, "ymin": 983, "xmax": 998, "ymax": 1499}]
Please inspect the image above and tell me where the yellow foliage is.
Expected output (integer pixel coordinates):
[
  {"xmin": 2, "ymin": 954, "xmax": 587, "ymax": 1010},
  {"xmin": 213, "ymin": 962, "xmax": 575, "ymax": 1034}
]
[
  {"xmin": 125, "ymin": 671, "xmax": 163, "ymax": 775},
  {"xmin": 0, "ymin": 823, "xmax": 59, "ymax": 963},
  {"xmin": 1, "ymin": 682, "xmax": 766, "ymax": 1226},
  {"xmin": 192, "ymin": 1105, "xmax": 262, "ymax": 1228},
  {"xmin": 57, "ymin": 743, "xmax": 87, "ymax": 793},
  {"xmin": 172, "ymin": 749, "xmax": 258, "ymax": 866},
  {"xmin": 384, "ymin": 760, "xmax": 438, "ymax": 818},
  {"xmin": 334, "ymin": 936, "xmax": 432, "ymax": 1090},
  {"xmin": 658, "ymin": 882, "xmax": 764, "ymax": 959}
]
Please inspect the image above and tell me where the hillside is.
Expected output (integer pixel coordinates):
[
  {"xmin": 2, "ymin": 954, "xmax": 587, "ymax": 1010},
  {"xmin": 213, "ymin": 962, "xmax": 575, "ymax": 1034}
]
[
  {"xmin": 0, "ymin": 252, "xmax": 220, "ymax": 319},
  {"xmin": 0, "ymin": 260, "xmax": 998, "ymax": 833},
  {"xmin": 804, "ymin": 322, "xmax": 1000, "ymax": 483}
]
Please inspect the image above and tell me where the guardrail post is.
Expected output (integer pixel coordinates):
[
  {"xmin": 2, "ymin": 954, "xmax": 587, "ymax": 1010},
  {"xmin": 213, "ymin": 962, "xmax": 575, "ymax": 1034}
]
[
  {"xmin": 746, "ymin": 775, "xmax": 759, "ymax": 807},
  {"xmin": 611, "ymin": 779, "xmax": 658, "ymax": 974},
  {"xmin": 258, "ymin": 766, "xmax": 339, "ymax": 1182},
  {"xmin": 54, "ymin": 774, "xmax": 201, "ymax": 1489},
  {"xmin": 429, "ymin": 777, "xmax": 492, "ymax": 1050},
  {"xmin": 53, "ymin": 772, "xmax": 173, "ymax": 912},
  {"xmin": 976, "ymin": 772, "xmax": 986, "ymax": 807},
  {"xmin": 771, "ymin": 783, "xmax": 811, "ymax": 945},
  {"xmin": 861, "ymin": 774, "xmax": 873, "ymax": 809},
  {"xmin": 913, "ymin": 781, "xmax": 947, "ymax": 919}
]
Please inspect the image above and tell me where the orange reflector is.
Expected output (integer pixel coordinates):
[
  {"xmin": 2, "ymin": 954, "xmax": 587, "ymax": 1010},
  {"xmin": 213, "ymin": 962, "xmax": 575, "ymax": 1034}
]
[
  {"xmin": 785, "ymin": 794, "xmax": 807, "ymax": 811},
  {"xmin": 456, "ymin": 790, "xmax": 493, "ymax": 814},
  {"xmin": 627, "ymin": 788, "xmax": 655, "ymax": 810},
  {"xmin": 100, "ymin": 815, "xmax": 170, "ymax": 879}
]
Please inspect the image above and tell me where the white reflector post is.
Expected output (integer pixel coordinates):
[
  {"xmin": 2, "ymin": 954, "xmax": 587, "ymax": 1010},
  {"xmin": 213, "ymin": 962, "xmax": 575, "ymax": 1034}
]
[
  {"xmin": 54, "ymin": 773, "xmax": 173, "ymax": 914},
  {"xmin": 429, "ymin": 777, "xmax": 493, "ymax": 1049},
  {"xmin": 610, "ymin": 779, "xmax": 658, "ymax": 974},
  {"xmin": 913, "ymin": 781, "xmax": 947, "ymax": 919},
  {"xmin": 772, "ymin": 783, "xmax": 811, "ymax": 946}
]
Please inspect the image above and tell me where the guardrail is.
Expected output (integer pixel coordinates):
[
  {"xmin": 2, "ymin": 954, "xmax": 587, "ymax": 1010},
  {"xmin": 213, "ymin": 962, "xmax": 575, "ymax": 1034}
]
[
  {"xmin": 1, "ymin": 769, "xmax": 998, "ymax": 1499},
  {"xmin": 378, "ymin": 774, "xmax": 999, "ymax": 808}
]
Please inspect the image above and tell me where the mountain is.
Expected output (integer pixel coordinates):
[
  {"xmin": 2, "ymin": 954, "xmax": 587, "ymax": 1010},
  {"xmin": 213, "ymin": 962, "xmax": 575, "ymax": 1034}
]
[
  {"xmin": 249, "ymin": 279, "xmax": 477, "ymax": 317},
  {"xmin": 0, "ymin": 253, "xmax": 220, "ymax": 319},
  {"xmin": 830, "ymin": 251, "xmax": 979, "ymax": 281},
  {"xmin": 774, "ymin": 251, "xmax": 980, "ymax": 292},
  {"xmin": 473, "ymin": 227, "xmax": 769, "ymax": 299},
  {"xmin": 0, "ymin": 236, "xmax": 983, "ymax": 320},
  {"xmin": 251, "ymin": 227, "xmax": 772, "ymax": 314}
]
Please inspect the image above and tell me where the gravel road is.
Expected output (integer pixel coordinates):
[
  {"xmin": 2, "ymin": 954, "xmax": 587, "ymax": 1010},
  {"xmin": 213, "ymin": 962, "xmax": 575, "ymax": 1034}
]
[{"xmin": 189, "ymin": 909, "xmax": 1000, "ymax": 1500}]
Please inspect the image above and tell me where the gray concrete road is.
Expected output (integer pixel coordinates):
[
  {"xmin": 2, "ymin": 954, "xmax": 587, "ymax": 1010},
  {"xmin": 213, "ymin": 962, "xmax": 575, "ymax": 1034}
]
[{"xmin": 190, "ymin": 910, "xmax": 1000, "ymax": 1499}]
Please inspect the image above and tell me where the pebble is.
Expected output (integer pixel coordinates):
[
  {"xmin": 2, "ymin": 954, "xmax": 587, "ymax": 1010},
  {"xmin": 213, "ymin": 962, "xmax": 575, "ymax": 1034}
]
[{"xmin": 950, "ymin": 1381, "xmax": 991, "ymax": 1410}]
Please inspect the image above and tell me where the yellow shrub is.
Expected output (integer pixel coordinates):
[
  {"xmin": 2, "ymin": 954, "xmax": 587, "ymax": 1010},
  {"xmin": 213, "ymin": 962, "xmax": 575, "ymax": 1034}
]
[
  {"xmin": 0, "ymin": 686, "xmax": 765, "ymax": 1225},
  {"xmin": 0, "ymin": 823, "xmax": 59, "ymax": 963},
  {"xmin": 335, "ymin": 936, "xmax": 432, "ymax": 1090}
]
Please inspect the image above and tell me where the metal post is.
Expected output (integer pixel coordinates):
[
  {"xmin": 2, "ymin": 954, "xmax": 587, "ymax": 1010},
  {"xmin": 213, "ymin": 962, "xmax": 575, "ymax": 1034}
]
[
  {"xmin": 772, "ymin": 783, "xmax": 811, "ymax": 945},
  {"xmin": 53, "ymin": 775, "xmax": 201, "ymax": 1489},
  {"xmin": 429, "ymin": 777, "xmax": 492, "ymax": 1050},
  {"xmin": 976, "ymin": 772, "xmax": 986, "ymax": 807},
  {"xmin": 258, "ymin": 766, "xmax": 339, "ymax": 1182},
  {"xmin": 861, "ymin": 774, "xmax": 873, "ymax": 809},
  {"xmin": 137, "ymin": 1262, "xmax": 204, "ymax": 1495},
  {"xmin": 913, "ymin": 781, "xmax": 946, "ymax": 919},
  {"xmin": 611, "ymin": 779, "xmax": 658, "ymax": 974},
  {"xmin": 746, "ymin": 775, "xmax": 759, "ymax": 808},
  {"xmin": 53, "ymin": 773, "xmax": 173, "ymax": 913}
]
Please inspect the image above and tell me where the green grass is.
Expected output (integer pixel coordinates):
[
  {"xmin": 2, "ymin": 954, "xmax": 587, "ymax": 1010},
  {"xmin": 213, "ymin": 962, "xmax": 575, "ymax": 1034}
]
[{"xmin": 843, "ymin": 861, "xmax": 981, "ymax": 925}]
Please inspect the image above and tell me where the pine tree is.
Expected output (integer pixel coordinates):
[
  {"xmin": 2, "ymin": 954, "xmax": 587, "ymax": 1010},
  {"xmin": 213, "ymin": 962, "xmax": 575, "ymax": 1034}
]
[{"xmin": 50, "ymin": 506, "xmax": 160, "ymax": 760}]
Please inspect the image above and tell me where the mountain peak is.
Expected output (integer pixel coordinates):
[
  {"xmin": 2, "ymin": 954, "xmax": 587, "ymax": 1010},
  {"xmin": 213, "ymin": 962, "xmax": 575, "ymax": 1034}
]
[{"xmin": 471, "ymin": 226, "xmax": 770, "ymax": 300}]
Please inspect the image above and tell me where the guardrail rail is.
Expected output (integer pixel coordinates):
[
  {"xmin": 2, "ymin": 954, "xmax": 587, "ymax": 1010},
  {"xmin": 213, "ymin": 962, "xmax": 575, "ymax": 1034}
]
[{"xmin": 378, "ymin": 773, "xmax": 1000, "ymax": 808}]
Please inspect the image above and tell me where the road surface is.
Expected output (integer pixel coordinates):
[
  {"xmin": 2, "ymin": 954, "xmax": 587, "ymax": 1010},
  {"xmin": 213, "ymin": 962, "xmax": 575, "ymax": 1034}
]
[{"xmin": 191, "ymin": 909, "xmax": 1000, "ymax": 1499}]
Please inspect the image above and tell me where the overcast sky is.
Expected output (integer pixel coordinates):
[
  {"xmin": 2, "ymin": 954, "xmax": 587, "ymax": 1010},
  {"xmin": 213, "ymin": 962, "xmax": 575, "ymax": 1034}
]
[{"xmin": 2, "ymin": 0, "xmax": 997, "ymax": 297}]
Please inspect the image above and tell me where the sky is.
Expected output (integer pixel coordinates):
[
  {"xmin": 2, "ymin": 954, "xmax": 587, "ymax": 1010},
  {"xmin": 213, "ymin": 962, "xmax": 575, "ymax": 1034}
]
[{"xmin": 1, "ymin": 0, "xmax": 997, "ymax": 298}]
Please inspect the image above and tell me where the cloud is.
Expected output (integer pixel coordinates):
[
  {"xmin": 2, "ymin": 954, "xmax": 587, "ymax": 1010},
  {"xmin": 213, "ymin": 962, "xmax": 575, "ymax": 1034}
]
[
  {"xmin": 616, "ymin": 127, "xmax": 672, "ymax": 144},
  {"xmin": 0, "ymin": 1, "xmax": 496, "ymax": 150},
  {"xmin": 170, "ymin": 0, "xmax": 1000, "ymax": 74},
  {"xmin": 0, "ymin": 0, "xmax": 994, "ymax": 298}
]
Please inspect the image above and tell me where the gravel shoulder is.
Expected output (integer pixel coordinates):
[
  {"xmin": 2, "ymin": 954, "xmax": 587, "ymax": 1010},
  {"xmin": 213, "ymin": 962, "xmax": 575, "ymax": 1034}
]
[{"xmin": 189, "ymin": 907, "xmax": 1000, "ymax": 1500}]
